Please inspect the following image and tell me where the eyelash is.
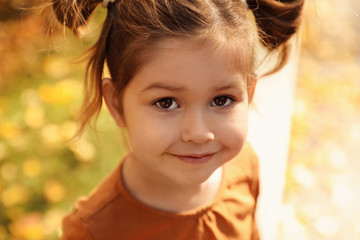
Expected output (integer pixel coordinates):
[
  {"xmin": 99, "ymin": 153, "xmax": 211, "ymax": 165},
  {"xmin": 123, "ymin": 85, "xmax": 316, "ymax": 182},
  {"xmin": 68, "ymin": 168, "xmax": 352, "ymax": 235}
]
[
  {"xmin": 153, "ymin": 97, "xmax": 180, "ymax": 111},
  {"xmin": 211, "ymin": 95, "xmax": 236, "ymax": 108},
  {"xmin": 153, "ymin": 95, "xmax": 236, "ymax": 111}
]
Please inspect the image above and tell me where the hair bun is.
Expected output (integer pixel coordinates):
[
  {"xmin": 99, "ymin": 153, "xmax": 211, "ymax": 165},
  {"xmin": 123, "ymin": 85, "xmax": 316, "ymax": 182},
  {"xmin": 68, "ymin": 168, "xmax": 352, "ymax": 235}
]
[
  {"xmin": 246, "ymin": 0, "xmax": 304, "ymax": 50},
  {"xmin": 52, "ymin": 0, "xmax": 101, "ymax": 36}
]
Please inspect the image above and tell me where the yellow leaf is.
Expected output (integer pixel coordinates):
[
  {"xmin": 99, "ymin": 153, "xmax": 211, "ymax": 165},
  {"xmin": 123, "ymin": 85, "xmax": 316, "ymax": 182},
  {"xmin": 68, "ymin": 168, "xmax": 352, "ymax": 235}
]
[
  {"xmin": 23, "ymin": 158, "xmax": 42, "ymax": 178},
  {"xmin": 9, "ymin": 213, "xmax": 45, "ymax": 240},
  {"xmin": 1, "ymin": 184, "xmax": 30, "ymax": 207},
  {"xmin": 24, "ymin": 106, "xmax": 45, "ymax": 129},
  {"xmin": 43, "ymin": 180, "xmax": 65, "ymax": 203},
  {"xmin": 41, "ymin": 124, "xmax": 61, "ymax": 145},
  {"xmin": 0, "ymin": 121, "xmax": 21, "ymax": 140},
  {"xmin": 1, "ymin": 163, "xmax": 17, "ymax": 181}
]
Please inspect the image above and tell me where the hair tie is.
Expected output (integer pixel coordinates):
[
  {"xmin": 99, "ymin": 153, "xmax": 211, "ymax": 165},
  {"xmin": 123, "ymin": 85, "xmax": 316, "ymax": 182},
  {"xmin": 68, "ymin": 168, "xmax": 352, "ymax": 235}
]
[
  {"xmin": 241, "ymin": 0, "xmax": 249, "ymax": 9},
  {"xmin": 102, "ymin": 0, "xmax": 116, "ymax": 8}
]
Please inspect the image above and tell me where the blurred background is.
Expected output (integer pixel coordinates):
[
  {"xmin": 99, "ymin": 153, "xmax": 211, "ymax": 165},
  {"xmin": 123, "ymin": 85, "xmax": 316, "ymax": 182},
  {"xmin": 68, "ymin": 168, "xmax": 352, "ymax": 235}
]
[{"xmin": 0, "ymin": 0, "xmax": 359, "ymax": 239}]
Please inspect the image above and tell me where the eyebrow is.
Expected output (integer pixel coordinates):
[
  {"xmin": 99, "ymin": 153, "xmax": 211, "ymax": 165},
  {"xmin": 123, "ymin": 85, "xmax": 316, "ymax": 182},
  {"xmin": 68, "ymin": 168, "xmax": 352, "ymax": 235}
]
[
  {"xmin": 142, "ymin": 83, "xmax": 185, "ymax": 92},
  {"xmin": 214, "ymin": 79, "xmax": 246, "ymax": 91},
  {"xmin": 142, "ymin": 79, "xmax": 246, "ymax": 92}
]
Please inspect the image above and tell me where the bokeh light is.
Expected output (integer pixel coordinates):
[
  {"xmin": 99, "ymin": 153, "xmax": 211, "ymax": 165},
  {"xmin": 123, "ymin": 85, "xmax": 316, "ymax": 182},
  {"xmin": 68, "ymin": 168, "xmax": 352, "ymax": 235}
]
[{"xmin": 0, "ymin": 0, "xmax": 359, "ymax": 239}]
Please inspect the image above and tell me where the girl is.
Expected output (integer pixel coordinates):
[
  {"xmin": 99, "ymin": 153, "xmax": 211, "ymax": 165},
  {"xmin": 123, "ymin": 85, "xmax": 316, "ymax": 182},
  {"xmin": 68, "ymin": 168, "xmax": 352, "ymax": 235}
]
[{"xmin": 51, "ymin": 0, "xmax": 303, "ymax": 239}]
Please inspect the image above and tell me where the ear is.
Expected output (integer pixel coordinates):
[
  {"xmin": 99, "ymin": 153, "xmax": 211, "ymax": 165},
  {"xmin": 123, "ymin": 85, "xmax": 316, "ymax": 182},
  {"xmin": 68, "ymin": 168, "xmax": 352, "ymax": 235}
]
[
  {"xmin": 102, "ymin": 78, "xmax": 126, "ymax": 128},
  {"xmin": 248, "ymin": 78, "xmax": 257, "ymax": 103}
]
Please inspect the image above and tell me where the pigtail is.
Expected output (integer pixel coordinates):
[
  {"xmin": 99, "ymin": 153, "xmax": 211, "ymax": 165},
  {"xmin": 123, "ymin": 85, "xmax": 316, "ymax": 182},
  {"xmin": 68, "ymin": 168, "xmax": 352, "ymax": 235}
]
[
  {"xmin": 52, "ymin": 0, "xmax": 101, "ymax": 36},
  {"xmin": 246, "ymin": 0, "xmax": 304, "ymax": 75},
  {"xmin": 51, "ymin": 0, "xmax": 111, "ymax": 136}
]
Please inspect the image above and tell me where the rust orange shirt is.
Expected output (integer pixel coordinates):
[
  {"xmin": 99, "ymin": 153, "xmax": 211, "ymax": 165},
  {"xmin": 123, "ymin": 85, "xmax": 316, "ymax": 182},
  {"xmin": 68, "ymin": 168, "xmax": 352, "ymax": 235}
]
[{"xmin": 61, "ymin": 143, "xmax": 260, "ymax": 240}]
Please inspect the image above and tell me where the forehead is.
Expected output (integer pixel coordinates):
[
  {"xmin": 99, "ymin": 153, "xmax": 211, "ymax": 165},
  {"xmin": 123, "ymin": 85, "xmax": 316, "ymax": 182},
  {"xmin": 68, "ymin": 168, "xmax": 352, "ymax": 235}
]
[
  {"xmin": 143, "ymin": 37, "xmax": 251, "ymax": 76},
  {"xmin": 128, "ymin": 38, "xmax": 248, "ymax": 92}
]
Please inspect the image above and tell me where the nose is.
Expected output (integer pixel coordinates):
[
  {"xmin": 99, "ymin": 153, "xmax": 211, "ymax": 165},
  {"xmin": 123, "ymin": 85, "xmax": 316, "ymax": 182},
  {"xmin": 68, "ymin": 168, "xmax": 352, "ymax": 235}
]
[{"xmin": 181, "ymin": 109, "xmax": 215, "ymax": 143}]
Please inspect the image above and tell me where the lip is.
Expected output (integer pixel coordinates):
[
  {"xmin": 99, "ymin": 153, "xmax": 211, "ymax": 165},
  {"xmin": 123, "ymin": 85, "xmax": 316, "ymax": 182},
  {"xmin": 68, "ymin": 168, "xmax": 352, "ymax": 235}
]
[{"xmin": 171, "ymin": 153, "xmax": 216, "ymax": 165}]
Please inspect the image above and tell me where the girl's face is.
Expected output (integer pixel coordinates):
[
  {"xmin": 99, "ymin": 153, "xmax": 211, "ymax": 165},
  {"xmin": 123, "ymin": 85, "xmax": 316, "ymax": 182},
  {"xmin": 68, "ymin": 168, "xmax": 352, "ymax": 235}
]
[{"xmin": 106, "ymin": 39, "xmax": 255, "ymax": 186}]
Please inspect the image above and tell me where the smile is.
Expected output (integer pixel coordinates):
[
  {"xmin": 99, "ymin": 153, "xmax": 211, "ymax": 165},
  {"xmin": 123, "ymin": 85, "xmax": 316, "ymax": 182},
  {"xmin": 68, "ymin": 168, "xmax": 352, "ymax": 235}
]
[{"xmin": 171, "ymin": 153, "xmax": 216, "ymax": 165}]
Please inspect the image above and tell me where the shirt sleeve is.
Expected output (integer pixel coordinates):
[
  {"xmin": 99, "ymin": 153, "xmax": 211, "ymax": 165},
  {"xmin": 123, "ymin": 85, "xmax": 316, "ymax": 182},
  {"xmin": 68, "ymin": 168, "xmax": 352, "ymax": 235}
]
[{"xmin": 61, "ymin": 213, "xmax": 95, "ymax": 240}]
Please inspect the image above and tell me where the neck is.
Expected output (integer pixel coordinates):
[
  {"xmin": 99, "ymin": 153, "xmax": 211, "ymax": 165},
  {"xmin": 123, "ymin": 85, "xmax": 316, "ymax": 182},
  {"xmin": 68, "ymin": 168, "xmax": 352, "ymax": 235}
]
[{"xmin": 122, "ymin": 154, "xmax": 223, "ymax": 213}]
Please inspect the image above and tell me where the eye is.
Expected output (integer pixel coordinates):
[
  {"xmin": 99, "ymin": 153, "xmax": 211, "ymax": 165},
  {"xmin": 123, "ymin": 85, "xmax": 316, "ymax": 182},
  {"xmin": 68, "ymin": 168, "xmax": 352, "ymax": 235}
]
[
  {"xmin": 154, "ymin": 98, "xmax": 179, "ymax": 110},
  {"xmin": 211, "ymin": 96, "xmax": 234, "ymax": 107}
]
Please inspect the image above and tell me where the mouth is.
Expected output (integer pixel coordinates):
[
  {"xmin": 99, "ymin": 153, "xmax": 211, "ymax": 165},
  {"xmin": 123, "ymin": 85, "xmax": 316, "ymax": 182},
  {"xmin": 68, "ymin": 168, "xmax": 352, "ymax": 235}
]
[{"xmin": 171, "ymin": 153, "xmax": 216, "ymax": 164}]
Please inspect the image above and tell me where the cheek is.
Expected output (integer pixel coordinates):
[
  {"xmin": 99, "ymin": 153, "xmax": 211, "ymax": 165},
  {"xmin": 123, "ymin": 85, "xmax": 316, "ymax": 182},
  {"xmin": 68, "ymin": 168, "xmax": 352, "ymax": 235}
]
[
  {"xmin": 125, "ymin": 112, "xmax": 178, "ymax": 152},
  {"xmin": 223, "ymin": 121, "xmax": 248, "ymax": 147},
  {"xmin": 215, "ymin": 109, "xmax": 249, "ymax": 150}
]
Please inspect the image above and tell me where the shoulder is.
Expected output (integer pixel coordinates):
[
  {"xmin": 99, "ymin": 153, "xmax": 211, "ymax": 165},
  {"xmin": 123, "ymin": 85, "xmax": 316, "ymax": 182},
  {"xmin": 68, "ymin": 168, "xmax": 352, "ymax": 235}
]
[
  {"xmin": 62, "ymin": 163, "xmax": 123, "ymax": 239},
  {"xmin": 76, "ymin": 164, "xmax": 122, "ymax": 220},
  {"xmin": 61, "ymin": 212, "xmax": 95, "ymax": 240}
]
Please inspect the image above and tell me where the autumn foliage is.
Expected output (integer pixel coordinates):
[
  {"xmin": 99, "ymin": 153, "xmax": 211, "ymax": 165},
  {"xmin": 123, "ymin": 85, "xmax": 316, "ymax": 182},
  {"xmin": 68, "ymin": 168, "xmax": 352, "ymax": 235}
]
[{"xmin": 0, "ymin": 0, "xmax": 359, "ymax": 239}]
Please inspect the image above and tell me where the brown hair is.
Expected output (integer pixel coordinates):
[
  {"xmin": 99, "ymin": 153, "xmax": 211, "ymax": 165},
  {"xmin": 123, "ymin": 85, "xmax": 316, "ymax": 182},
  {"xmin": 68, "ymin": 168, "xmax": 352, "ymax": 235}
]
[{"xmin": 51, "ymin": 0, "xmax": 304, "ymax": 136}]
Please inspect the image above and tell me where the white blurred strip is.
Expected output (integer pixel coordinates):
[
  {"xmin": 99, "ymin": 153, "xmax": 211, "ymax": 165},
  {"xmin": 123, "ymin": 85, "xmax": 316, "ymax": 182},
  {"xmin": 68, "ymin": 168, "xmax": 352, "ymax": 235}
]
[{"xmin": 248, "ymin": 48, "xmax": 299, "ymax": 240}]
